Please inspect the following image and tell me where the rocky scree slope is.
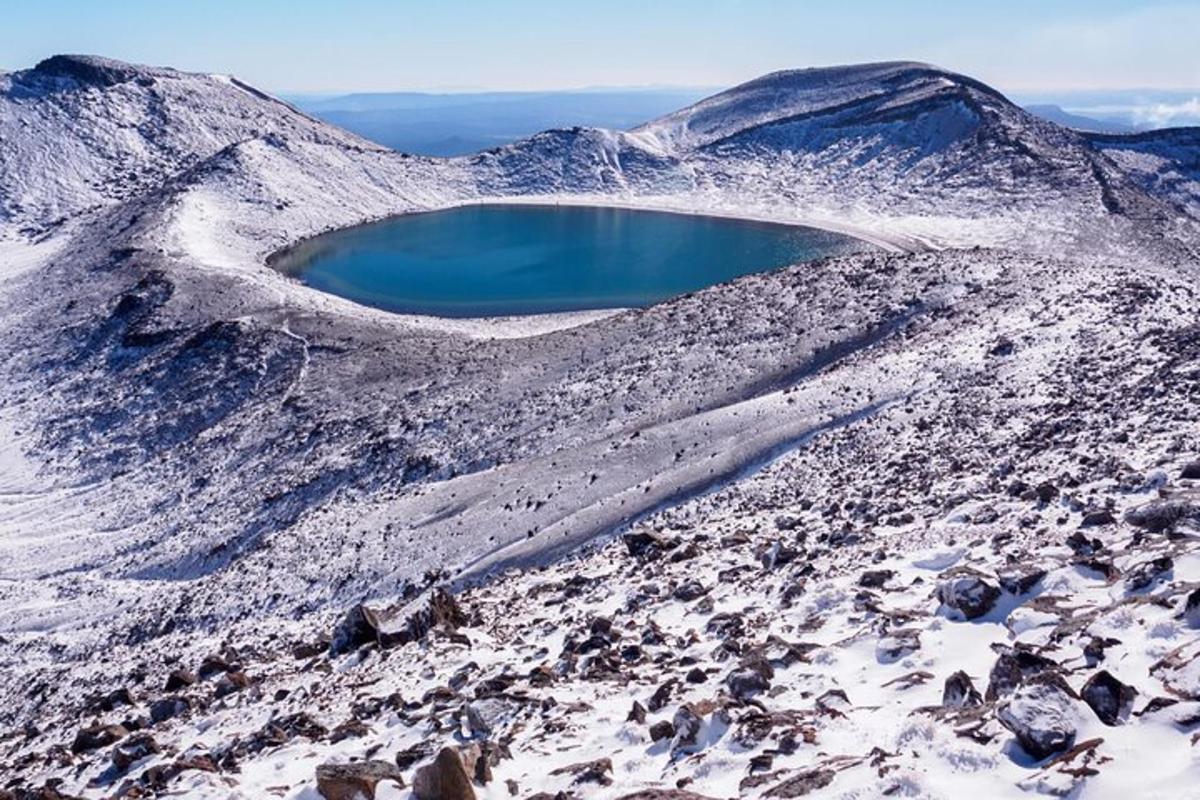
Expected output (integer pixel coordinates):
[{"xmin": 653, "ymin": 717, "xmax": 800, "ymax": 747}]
[{"xmin": 4, "ymin": 249, "xmax": 1200, "ymax": 798}]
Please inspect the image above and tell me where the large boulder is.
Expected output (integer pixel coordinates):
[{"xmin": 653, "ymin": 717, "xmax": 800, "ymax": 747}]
[
  {"xmin": 316, "ymin": 760, "xmax": 405, "ymax": 800},
  {"xmin": 763, "ymin": 768, "xmax": 836, "ymax": 797},
  {"xmin": 330, "ymin": 604, "xmax": 382, "ymax": 655},
  {"xmin": 937, "ymin": 575, "xmax": 1001, "ymax": 620},
  {"xmin": 112, "ymin": 732, "xmax": 160, "ymax": 772},
  {"xmin": 149, "ymin": 696, "xmax": 191, "ymax": 724},
  {"xmin": 379, "ymin": 589, "xmax": 469, "ymax": 648},
  {"xmin": 412, "ymin": 747, "xmax": 476, "ymax": 800},
  {"xmin": 1081, "ymin": 670, "xmax": 1137, "ymax": 725},
  {"xmin": 71, "ymin": 724, "xmax": 128, "ymax": 754},
  {"xmin": 548, "ymin": 757, "xmax": 613, "ymax": 787},
  {"xmin": 1124, "ymin": 490, "xmax": 1200, "ymax": 532},
  {"xmin": 942, "ymin": 670, "xmax": 982, "ymax": 707},
  {"xmin": 997, "ymin": 675, "xmax": 1081, "ymax": 760},
  {"xmin": 985, "ymin": 649, "xmax": 1060, "ymax": 700}
]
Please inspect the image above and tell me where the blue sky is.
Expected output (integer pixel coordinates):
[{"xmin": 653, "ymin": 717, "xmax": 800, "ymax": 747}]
[{"xmin": 2, "ymin": 1, "xmax": 1196, "ymax": 93}]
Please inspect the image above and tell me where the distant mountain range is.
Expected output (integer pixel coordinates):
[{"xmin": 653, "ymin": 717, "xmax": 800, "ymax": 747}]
[
  {"xmin": 285, "ymin": 88, "xmax": 715, "ymax": 156},
  {"xmin": 284, "ymin": 85, "xmax": 1199, "ymax": 156}
]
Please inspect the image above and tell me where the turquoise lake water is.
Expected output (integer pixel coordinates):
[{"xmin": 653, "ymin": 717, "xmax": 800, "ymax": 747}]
[{"xmin": 273, "ymin": 205, "xmax": 869, "ymax": 317}]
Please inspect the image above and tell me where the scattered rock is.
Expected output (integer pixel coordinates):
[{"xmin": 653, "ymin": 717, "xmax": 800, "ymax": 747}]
[
  {"xmin": 649, "ymin": 720, "xmax": 675, "ymax": 741},
  {"xmin": 149, "ymin": 696, "xmax": 191, "ymax": 724},
  {"xmin": 623, "ymin": 530, "xmax": 674, "ymax": 559},
  {"xmin": 412, "ymin": 747, "xmax": 476, "ymax": 800},
  {"xmin": 986, "ymin": 648, "xmax": 1060, "ymax": 700},
  {"xmin": 198, "ymin": 654, "xmax": 235, "ymax": 678},
  {"xmin": 71, "ymin": 724, "xmax": 128, "ymax": 754},
  {"xmin": 875, "ymin": 629, "xmax": 921, "ymax": 663},
  {"xmin": 1125, "ymin": 492, "xmax": 1200, "ymax": 532},
  {"xmin": 330, "ymin": 603, "xmax": 382, "ymax": 655},
  {"xmin": 549, "ymin": 757, "xmax": 613, "ymax": 786},
  {"xmin": 858, "ymin": 569, "xmax": 895, "ymax": 588},
  {"xmin": 815, "ymin": 689, "xmax": 851, "ymax": 715},
  {"xmin": 111, "ymin": 732, "xmax": 159, "ymax": 772},
  {"xmin": 997, "ymin": 675, "xmax": 1080, "ymax": 760},
  {"xmin": 672, "ymin": 581, "xmax": 708, "ymax": 602},
  {"xmin": 214, "ymin": 670, "xmax": 250, "ymax": 698},
  {"xmin": 1125, "ymin": 556, "xmax": 1173, "ymax": 592},
  {"xmin": 1181, "ymin": 588, "xmax": 1200, "ymax": 627},
  {"xmin": 670, "ymin": 704, "xmax": 705, "ymax": 752},
  {"xmin": 727, "ymin": 663, "xmax": 772, "ymax": 699},
  {"xmin": 937, "ymin": 575, "xmax": 1001, "ymax": 620},
  {"xmin": 316, "ymin": 760, "xmax": 406, "ymax": 800},
  {"xmin": 164, "ymin": 669, "xmax": 198, "ymax": 691},
  {"xmin": 763, "ymin": 768, "xmax": 836, "ymax": 797},
  {"xmin": 942, "ymin": 670, "xmax": 982, "ymax": 707},
  {"xmin": 380, "ymin": 588, "xmax": 469, "ymax": 647},
  {"xmin": 1081, "ymin": 670, "xmax": 1137, "ymax": 725},
  {"xmin": 1079, "ymin": 509, "xmax": 1115, "ymax": 527}
]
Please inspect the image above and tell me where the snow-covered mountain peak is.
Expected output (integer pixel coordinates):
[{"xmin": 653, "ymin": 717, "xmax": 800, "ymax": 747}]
[
  {"xmin": 0, "ymin": 55, "xmax": 382, "ymax": 234},
  {"xmin": 29, "ymin": 53, "xmax": 171, "ymax": 88},
  {"xmin": 633, "ymin": 60, "xmax": 1020, "ymax": 152}
]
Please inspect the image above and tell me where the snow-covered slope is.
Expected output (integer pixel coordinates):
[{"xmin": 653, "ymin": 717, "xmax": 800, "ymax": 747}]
[
  {"xmin": 1, "ymin": 55, "xmax": 1199, "ymax": 799},
  {"xmin": 0, "ymin": 55, "xmax": 400, "ymax": 234}
]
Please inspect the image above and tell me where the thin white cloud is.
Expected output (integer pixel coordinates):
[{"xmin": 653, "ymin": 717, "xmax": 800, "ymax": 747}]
[{"xmin": 1132, "ymin": 97, "xmax": 1200, "ymax": 126}]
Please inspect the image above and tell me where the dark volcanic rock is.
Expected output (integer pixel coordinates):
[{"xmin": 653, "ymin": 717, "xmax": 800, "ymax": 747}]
[
  {"xmin": 858, "ymin": 569, "xmax": 895, "ymax": 588},
  {"xmin": 412, "ymin": 747, "xmax": 475, "ymax": 800},
  {"xmin": 149, "ymin": 696, "xmax": 191, "ymax": 724},
  {"xmin": 942, "ymin": 670, "xmax": 983, "ymax": 707},
  {"xmin": 623, "ymin": 530, "xmax": 674, "ymax": 559},
  {"xmin": 111, "ymin": 732, "xmax": 160, "ymax": 772},
  {"xmin": 649, "ymin": 720, "xmax": 675, "ymax": 741},
  {"xmin": 986, "ymin": 649, "xmax": 1060, "ymax": 701},
  {"xmin": 380, "ymin": 588, "xmax": 469, "ymax": 648},
  {"xmin": 937, "ymin": 575, "xmax": 1001, "ymax": 620},
  {"xmin": 330, "ymin": 603, "xmax": 382, "ymax": 655},
  {"xmin": 1080, "ymin": 509, "xmax": 1116, "ymax": 527},
  {"xmin": 997, "ymin": 675, "xmax": 1079, "ymax": 760},
  {"xmin": 214, "ymin": 670, "xmax": 250, "ymax": 698},
  {"xmin": 34, "ymin": 55, "xmax": 142, "ymax": 87},
  {"xmin": 1125, "ymin": 556, "xmax": 1173, "ymax": 592},
  {"xmin": 549, "ymin": 757, "xmax": 614, "ymax": 786},
  {"xmin": 71, "ymin": 724, "xmax": 128, "ymax": 754},
  {"xmin": 316, "ymin": 760, "xmax": 405, "ymax": 800},
  {"xmin": 672, "ymin": 580, "xmax": 709, "ymax": 602},
  {"xmin": 1081, "ymin": 670, "xmax": 1137, "ymax": 725},
  {"xmin": 763, "ymin": 768, "xmax": 836, "ymax": 797},
  {"xmin": 164, "ymin": 668, "xmax": 198, "ymax": 691},
  {"xmin": 1125, "ymin": 491, "xmax": 1200, "ymax": 532},
  {"xmin": 727, "ymin": 666, "xmax": 772, "ymax": 699}
]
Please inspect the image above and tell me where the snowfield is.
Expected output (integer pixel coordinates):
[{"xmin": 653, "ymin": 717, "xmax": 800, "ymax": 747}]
[{"xmin": 1, "ymin": 54, "xmax": 1200, "ymax": 799}]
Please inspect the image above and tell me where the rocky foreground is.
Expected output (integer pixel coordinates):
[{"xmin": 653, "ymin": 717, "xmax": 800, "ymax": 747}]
[
  {"xmin": 4, "ymin": 246, "xmax": 1200, "ymax": 798},
  {"xmin": 6, "ymin": 453, "xmax": 1200, "ymax": 798}
]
